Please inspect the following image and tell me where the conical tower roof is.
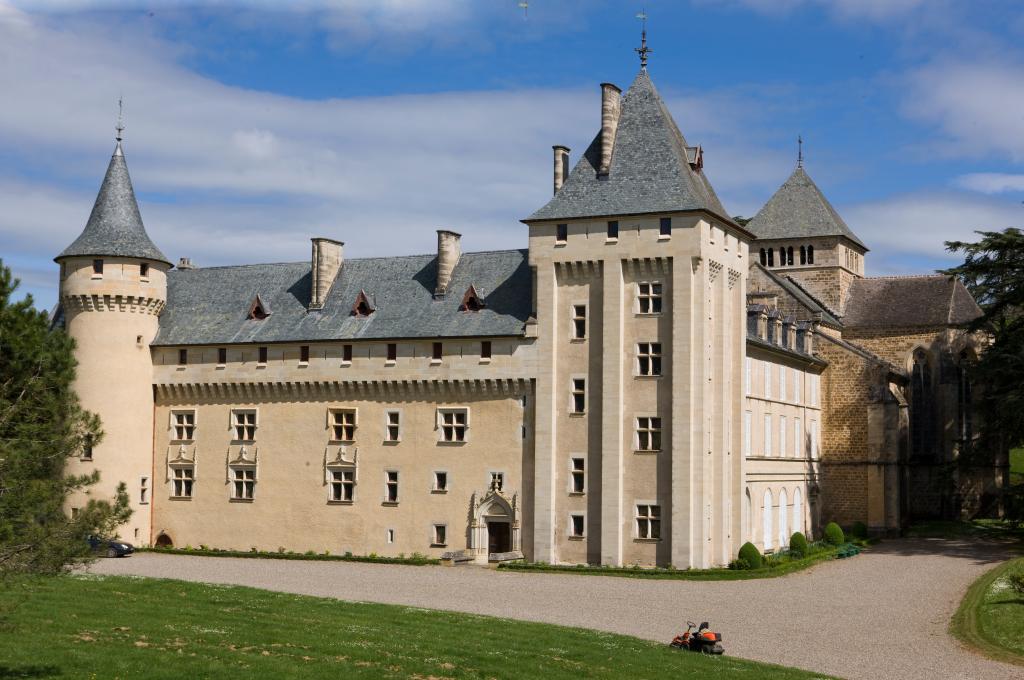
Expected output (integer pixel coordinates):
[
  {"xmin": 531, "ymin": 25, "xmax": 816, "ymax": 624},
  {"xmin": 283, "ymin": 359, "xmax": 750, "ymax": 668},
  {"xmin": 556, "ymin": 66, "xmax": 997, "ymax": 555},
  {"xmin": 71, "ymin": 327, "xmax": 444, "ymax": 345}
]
[
  {"xmin": 746, "ymin": 166, "xmax": 867, "ymax": 250},
  {"xmin": 526, "ymin": 70, "xmax": 729, "ymax": 222},
  {"xmin": 56, "ymin": 142, "xmax": 170, "ymax": 265}
]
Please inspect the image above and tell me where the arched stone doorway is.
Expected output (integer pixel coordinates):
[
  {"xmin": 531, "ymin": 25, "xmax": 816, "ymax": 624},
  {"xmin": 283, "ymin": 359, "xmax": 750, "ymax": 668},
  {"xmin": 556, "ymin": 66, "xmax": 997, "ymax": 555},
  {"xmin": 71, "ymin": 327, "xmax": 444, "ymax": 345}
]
[
  {"xmin": 468, "ymin": 482, "xmax": 522, "ymax": 562},
  {"xmin": 155, "ymin": 532, "xmax": 174, "ymax": 548}
]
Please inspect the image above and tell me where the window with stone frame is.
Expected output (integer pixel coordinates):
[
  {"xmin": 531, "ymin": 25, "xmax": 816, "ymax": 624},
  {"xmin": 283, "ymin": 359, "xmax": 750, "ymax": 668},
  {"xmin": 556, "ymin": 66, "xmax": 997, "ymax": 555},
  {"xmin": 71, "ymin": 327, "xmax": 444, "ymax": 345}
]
[
  {"xmin": 433, "ymin": 470, "xmax": 448, "ymax": 492},
  {"xmin": 329, "ymin": 469, "xmax": 355, "ymax": 502},
  {"xmin": 432, "ymin": 524, "xmax": 447, "ymax": 547},
  {"xmin": 81, "ymin": 434, "xmax": 94, "ymax": 461},
  {"xmin": 171, "ymin": 465, "xmax": 194, "ymax": 498},
  {"xmin": 636, "ymin": 416, "xmax": 662, "ymax": 452},
  {"xmin": 556, "ymin": 223, "xmax": 568, "ymax": 243},
  {"xmin": 330, "ymin": 409, "xmax": 357, "ymax": 442},
  {"xmin": 384, "ymin": 470, "xmax": 399, "ymax": 503},
  {"xmin": 637, "ymin": 342, "xmax": 662, "ymax": 376},
  {"xmin": 384, "ymin": 410, "xmax": 401, "ymax": 442},
  {"xmin": 569, "ymin": 513, "xmax": 585, "ymax": 538},
  {"xmin": 763, "ymin": 413, "xmax": 772, "ymax": 456},
  {"xmin": 569, "ymin": 456, "xmax": 585, "ymax": 494},
  {"xmin": 635, "ymin": 504, "xmax": 661, "ymax": 539},
  {"xmin": 230, "ymin": 466, "xmax": 256, "ymax": 500},
  {"xmin": 571, "ymin": 304, "xmax": 587, "ymax": 339},
  {"xmin": 438, "ymin": 408, "xmax": 468, "ymax": 442},
  {"xmin": 172, "ymin": 411, "xmax": 196, "ymax": 441},
  {"xmin": 570, "ymin": 378, "xmax": 586, "ymax": 414},
  {"xmin": 139, "ymin": 476, "xmax": 149, "ymax": 504},
  {"xmin": 637, "ymin": 281, "xmax": 663, "ymax": 314},
  {"xmin": 232, "ymin": 410, "xmax": 257, "ymax": 441}
]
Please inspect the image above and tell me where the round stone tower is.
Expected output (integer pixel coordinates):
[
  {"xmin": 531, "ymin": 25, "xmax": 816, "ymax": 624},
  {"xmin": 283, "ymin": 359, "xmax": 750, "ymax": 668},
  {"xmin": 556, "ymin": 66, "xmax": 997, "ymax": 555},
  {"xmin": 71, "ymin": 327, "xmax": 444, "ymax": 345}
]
[{"xmin": 56, "ymin": 136, "xmax": 171, "ymax": 545}]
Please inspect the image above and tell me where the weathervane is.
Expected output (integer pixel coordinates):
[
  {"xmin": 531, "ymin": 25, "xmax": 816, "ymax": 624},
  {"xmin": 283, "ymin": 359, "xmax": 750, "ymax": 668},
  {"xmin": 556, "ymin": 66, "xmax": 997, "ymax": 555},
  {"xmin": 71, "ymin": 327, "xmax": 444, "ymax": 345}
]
[
  {"xmin": 797, "ymin": 134, "xmax": 803, "ymax": 168},
  {"xmin": 635, "ymin": 10, "xmax": 651, "ymax": 70},
  {"xmin": 115, "ymin": 97, "xmax": 125, "ymax": 142},
  {"xmin": 518, "ymin": 1, "xmax": 528, "ymax": 18}
]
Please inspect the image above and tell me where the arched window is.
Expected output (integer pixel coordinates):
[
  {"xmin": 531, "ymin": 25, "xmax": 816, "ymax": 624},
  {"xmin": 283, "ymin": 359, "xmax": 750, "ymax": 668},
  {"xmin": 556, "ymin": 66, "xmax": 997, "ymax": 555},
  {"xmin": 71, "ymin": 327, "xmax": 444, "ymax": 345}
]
[
  {"xmin": 793, "ymin": 488, "xmax": 803, "ymax": 536},
  {"xmin": 744, "ymin": 488, "xmax": 752, "ymax": 542},
  {"xmin": 787, "ymin": 247, "xmax": 794, "ymax": 266},
  {"xmin": 767, "ymin": 249, "xmax": 775, "ymax": 267},
  {"xmin": 957, "ymin": 350, "xmax": 975, "ymax": 446},
  {"xmin": 807, "ymin": 245, "xmax": 815, "ymax": 264},
  {"xmin": 762, "ymin": 489, "xmax": 774, "ymax": 551},
  {"xmin": 911, "ymin": 349, "xmax": 935, "ymax": 459},
  {"xmin": 777, "ymin": 248, "xmax": 785, "ymax": 266},
  {"xmin": 800, "ymin": 246, "xmax": 806, "ymax": 264},
  {"xmin": 778, "ymin": 488, "xmax": 789, "ymax": 548},
  {"xmin": 759, "ymin": 248, "xmax": 767, "ymax": 266}
]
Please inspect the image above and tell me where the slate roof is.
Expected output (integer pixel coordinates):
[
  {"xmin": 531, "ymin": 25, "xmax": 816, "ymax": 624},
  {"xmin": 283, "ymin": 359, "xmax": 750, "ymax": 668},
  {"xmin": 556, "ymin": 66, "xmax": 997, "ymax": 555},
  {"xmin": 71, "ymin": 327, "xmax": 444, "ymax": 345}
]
[
  {"xmin": 56, "ymin": 142, "xmax": 170, "ymax": 265},
  {"xmin": 152, "ymin": 249, "xmax": 532, "ymax": 346},
  {"xmin": 526, "ymin": 70, "xmax": 729, "ymax": 222},
  {"xmin": 745, "ymin": 167, "xmax": 867, "ymax": 250},
  {"xmin": 842, "ymin": 275, "xmax": 983, "ymax": 330}
]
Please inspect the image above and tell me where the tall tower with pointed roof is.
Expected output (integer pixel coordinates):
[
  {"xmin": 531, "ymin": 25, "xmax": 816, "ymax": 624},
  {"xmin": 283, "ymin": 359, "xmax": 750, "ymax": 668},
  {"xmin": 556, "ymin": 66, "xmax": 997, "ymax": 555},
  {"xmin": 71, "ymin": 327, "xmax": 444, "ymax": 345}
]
[
  {"xmin": 745, "ymin": 165, "xmax": 867, "ymax": 316},
  {"xmin": 56, "ymin": 134, "xmax": 170, "ymax": 545}
]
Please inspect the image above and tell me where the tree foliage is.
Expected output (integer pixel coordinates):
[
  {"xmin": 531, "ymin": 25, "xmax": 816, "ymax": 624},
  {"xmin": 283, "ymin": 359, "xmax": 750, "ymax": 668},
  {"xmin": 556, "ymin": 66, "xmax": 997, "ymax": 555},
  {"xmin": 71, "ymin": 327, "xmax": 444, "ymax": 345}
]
[{"xmin": 0, "ymin": 260, "xmax": 129, "ymax": 578}]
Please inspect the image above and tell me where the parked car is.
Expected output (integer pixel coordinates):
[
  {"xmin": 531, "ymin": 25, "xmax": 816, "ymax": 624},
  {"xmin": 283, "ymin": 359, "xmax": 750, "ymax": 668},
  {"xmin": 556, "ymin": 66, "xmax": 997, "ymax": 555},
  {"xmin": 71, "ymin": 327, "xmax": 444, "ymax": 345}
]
[{"xmin": 87, "ymin": 536, "xmax": 134, "ymax": 558}]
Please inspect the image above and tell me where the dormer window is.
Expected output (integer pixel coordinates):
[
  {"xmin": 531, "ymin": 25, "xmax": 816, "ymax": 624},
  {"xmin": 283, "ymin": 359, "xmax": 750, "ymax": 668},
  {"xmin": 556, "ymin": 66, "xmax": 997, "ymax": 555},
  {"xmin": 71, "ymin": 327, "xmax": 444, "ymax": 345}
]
[
  {"xmin": 248, "ymin": 294, "xmax": 271, "ymax": 320},
  {"xmin": 351, "ymin": 290, "xmax": 375, "ymax": 317},
  {"xmin": 459, "ymin": 285, "xmax": 486, "ymax": 312}
]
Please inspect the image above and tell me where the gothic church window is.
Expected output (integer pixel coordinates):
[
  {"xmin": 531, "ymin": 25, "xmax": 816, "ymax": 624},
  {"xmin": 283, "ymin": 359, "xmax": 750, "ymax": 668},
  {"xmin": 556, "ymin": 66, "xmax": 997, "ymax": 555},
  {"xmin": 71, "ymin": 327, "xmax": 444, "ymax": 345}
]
[
  {"xmin": 759, "ymin": 248, "xmax": 767, "ymax": 266},
  {"xmin": 786, "ymin": 247, "xmax": 794, "ymax": 265},
  {"xmin": 767, "ymin": 249, "xmax": 775, "ymax": 267},
  {"xmin": 957, "ymin": 350, "xmax": 974, "ymax": 446},
  {"xmin": 807, "ymin": 245, "xmax": 815, "ymax": 264},
  {"xmin": 910, "ymin": 349, "xmax": 935, "ymax": 459},
  {"xmin": 800, "ymin": 246, "xmax": 806, "ymax": 265}
]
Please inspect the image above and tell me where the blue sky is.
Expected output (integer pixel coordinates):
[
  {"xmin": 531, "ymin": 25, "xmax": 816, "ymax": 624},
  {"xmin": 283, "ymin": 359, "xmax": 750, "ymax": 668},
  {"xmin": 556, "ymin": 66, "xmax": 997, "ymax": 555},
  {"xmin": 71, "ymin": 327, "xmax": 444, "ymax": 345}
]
[{"xmin": 2, "ymin": 0, "xmax": 1024, "ymax": 310}]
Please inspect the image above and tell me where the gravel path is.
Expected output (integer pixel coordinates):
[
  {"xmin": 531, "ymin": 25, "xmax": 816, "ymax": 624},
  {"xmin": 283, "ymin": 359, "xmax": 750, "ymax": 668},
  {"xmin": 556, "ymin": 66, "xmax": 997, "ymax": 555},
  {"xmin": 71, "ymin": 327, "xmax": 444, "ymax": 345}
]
[{"xmin": 90, "ymin": 538, "xmax": 1022, "ymax": 680}]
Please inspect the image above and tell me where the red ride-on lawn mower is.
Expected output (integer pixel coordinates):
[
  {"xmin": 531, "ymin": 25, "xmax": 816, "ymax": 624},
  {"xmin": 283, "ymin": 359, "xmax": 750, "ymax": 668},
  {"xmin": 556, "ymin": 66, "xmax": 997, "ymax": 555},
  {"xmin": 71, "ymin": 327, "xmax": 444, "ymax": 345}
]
[{"xmin": 670, "ymin": 621, "xmax": 725, "ymax": 655}]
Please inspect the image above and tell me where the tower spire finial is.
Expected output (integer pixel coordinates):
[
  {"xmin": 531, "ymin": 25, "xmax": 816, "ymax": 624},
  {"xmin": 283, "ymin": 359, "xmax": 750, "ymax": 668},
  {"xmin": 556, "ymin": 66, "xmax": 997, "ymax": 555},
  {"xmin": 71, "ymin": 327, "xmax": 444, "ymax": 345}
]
[
  {"xmin": 115, "ymin": 97, "xmax": 125, "ymax": 143},
  {"xmin": 797, "ymin": 134, "xmax": 803, "ymax": 168},
  {"xmin": 635, "ymin": 10, "xmax": 651, "ymax": 70}
]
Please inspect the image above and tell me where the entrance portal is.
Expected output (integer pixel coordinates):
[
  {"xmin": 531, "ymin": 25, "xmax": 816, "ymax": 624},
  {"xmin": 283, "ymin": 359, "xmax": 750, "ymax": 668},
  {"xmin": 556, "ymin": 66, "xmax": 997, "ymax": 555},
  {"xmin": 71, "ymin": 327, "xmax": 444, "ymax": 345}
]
[{"xmin": 487, "ymin": 521, "xmax": 511, "ymax": 554}]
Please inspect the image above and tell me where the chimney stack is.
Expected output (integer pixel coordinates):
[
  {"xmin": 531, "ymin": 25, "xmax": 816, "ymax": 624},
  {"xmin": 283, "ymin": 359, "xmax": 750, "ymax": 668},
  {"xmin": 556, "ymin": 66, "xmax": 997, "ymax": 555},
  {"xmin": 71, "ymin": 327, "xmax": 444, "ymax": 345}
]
[
  {"xmin": 310, "ymin": 237, "xmax": 344, "ymax": 310},
  {"xmin": 177, "ymin": 257, "xmax": 196, "ymax": 270},
  {"xmin": 435, "ymin": 230, "xmax": 462, "ymax": 297},
  {"xmin": 598, "ymin": 83, "xmax": 622, "ymax": 177},
  {"xmin": 552, "ymin": 145, "xmax": 570, "ymax": 194}
]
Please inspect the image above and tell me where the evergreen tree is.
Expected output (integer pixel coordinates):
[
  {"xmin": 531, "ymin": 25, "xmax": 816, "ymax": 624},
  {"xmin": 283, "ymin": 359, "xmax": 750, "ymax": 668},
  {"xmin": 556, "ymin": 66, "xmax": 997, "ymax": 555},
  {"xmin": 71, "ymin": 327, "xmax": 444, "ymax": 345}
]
[{"xmin": 0, "ymin": 260, "xmax": 130, "ymax": 577}]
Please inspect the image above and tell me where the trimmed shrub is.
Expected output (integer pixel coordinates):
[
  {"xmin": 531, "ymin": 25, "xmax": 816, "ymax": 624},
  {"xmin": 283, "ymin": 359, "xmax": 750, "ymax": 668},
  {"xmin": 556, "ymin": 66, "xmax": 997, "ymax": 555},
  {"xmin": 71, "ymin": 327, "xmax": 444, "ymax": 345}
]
[
  {"xmin": 789, "ymin": 532, "xmax": 809, "ymax": 556},
  {"xmin": 824, "ymin": 522, "xmax": 845, "ymax": 545},
  {"xmin": 850, "ymin": 521, "xmax": 869, "ymax": 540},
  {"xmin": 728, "ymin": 559, "xmax": 750, "ymax": 571},
  {"xmin": 738, "ymin": 542, "xmax": 763, "ymax": 570}
]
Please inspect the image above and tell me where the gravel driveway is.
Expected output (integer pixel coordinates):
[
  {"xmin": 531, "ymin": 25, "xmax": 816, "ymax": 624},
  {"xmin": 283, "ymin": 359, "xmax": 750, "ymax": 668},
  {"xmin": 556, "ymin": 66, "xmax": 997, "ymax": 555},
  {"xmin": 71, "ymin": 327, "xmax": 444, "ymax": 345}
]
[{"xmin": 90, "ymin": 538, "xmax": 1022, "ymax": 680}]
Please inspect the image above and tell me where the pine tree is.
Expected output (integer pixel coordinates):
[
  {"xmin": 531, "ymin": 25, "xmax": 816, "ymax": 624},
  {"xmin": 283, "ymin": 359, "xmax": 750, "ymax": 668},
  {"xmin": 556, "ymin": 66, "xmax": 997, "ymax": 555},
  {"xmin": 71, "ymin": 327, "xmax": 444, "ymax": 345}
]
[{"xmin": 0, "ymin": 260, "xmax": 130, "ymax": 577}]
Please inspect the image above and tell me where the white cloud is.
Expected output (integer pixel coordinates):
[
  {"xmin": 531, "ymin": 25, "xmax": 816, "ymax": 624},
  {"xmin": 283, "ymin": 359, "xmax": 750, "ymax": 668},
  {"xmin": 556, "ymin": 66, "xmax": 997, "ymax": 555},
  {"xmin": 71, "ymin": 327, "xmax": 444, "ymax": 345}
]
[
  {"xmin": 701, "ymin": 0, "xmax": 929, "ymax": 21},
  {"xmin": 955, "ymin": 173, "xmax": 1024, "ymax": 194}
]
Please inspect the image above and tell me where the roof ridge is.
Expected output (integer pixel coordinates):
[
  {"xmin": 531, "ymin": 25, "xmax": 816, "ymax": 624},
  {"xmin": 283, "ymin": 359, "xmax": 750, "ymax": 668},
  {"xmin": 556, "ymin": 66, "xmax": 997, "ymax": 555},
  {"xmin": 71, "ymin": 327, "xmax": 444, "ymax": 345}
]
[
  {"xmin": 167, "ymin": 248, "xmax": 528, "ymax": 273},
  {"xmin": 864, "ymin": 273, "xmax": 950, "ymax": 281}
]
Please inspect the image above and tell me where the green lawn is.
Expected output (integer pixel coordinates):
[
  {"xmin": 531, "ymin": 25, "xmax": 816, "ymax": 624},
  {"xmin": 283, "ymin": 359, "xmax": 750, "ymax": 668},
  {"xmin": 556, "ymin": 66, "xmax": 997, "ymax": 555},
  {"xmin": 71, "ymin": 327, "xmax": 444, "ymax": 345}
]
[
  {"xmin": 950, "ymin": 556, "xmax": 1024, "ymax": 666},
  {"xmin": 0, "ymin": 575, "xmax": 828, "ymax": 680},
  {"xmin": 1011, "ymin": 447, "xmax": 1024, "ymax": 484}
]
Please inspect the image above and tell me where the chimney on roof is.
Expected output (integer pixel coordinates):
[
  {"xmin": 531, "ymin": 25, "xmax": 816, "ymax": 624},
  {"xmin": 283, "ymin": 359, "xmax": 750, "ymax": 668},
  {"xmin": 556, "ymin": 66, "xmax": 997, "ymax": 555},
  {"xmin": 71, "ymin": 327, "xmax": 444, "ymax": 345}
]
[
  {"xmin": 310, "ymin": 237, "xmax": 344, "ymax": 310},
  {"xmin": 177, "ymin": 257, "xmax": 196, "ymax": 270},
  {"xmin": 435, "ymin": 230, "xmax": 462, "ymax": 297},
  {"xmin": 598, "ymin": 83, "xmax": 622, "ymax": 177},
  {"xmin": 552, "ymin": 145, "xmax": 570, "ymax": 194}
]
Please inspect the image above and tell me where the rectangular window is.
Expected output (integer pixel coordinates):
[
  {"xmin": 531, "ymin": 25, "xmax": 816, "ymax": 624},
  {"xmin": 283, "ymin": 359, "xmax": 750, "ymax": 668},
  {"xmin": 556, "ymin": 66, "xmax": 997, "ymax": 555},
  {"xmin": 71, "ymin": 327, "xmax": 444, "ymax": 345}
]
[
  {"xmin": 92, "ymin": 259, "xmax": 103, "ymax": 275},
  {"xmin": 178, "ymin": 349, "xmax": 187, "ymax": 366},
  {"xmin": 780, "ymin": 415, "xmax": 787, "ymax": 458},
  {"xmin": 387, "ymin": 343, "xmax": 397, "ymax": 362},
  {"xmin": 780, "ymin": 367, "xmax": 787, "ymax": 402},
  {"xmin": 743, "ymin": 411, "xmax": 752, "ymax": 456},
  {"xmin": 481, "ymin": 340, "xmax": 492, "ymax": 359},
  {"xmin": 300, "ymin": 345, "xmax": 310, "ymax": 363},
  {"xmin": 636, "ymin": 504, "xmax": 661, "ymax": 539},
  {"xmin": 386, "ymin": 529, "xmax": 395, "ymax": 544},
  {"xmin": 432, "ymin": 342, "xmax": 443, "ymax": 361},
  {"xmin": 556, "ymin": 223, "xmax": 568, "ymax": 243},
  {"xmin": 570, "ymin": 456, "xmax": 585, "ymax": 494},
  {"xmin": 232, "ymin": 410, "xmax": 257, "ymax": 441},
  {"xmin": 570, "ymin": 378, "xmax": 586, "ymax": 414},
  {"xmin": 659, "ymin": 217, "xmax": 672, "ymax": 237},
  {"xmin": 433, "ymin": 471, "xmax": 448, "ymax": 492},
  {"xmin": 385, "ymin": 471, "xmax": 399, "ymax": 503},
  {"xmin": 637, "ymin": 342, "xmax": 662, "ymax": 376},
  {"xmin": 636, "ymin": 417, "xmax": 662, "ymax": 452},
  {"xmin": 745, "ymin": 357, "xmax": 751, "ymax": 395},
  {"xmin": 231, "ymin": 467, "xmax": 256, "ymax": 500},
  {"xmin": 637, "ymin": 282, "xmax": 663, "ymax": 314},
  {"xmin": 330, "ymin": 409, "xmax": 357, "ymax": 442},
  {"xmin": 571, "ymin": 305, "xmax": 587, "ymax": 339},
  {"xmin": 82, "ymin": 435, "xmax": 94, "ymax": 461},
  {"xmin": 343, "ymin": 344, "xmax": 353, "ymax": 363},
  {"xmin": 140, "ymin": 262, "xmax": 149, "ymax": 279},
  {"xmin": 258, "ymin": 346, "xmax": 268, "ymax": 364},
  {"xmin": 569, "ymin": 514, "xmax": 585, "ymax": 538},
  {"xmin": 764, "ymin": 362, "xmax": 772, "ymax": 399},
  {"xmin": 384, "ymin": 411, "xmax": 401, "ymax": 442},
  {"xmin": 432, "ymin": 524, "xmax": 448, "ymax": 547},
  {"xmin": 794, "ymin": 417, "xmax": 802, "ymax": 457},
  {"xmin": 438, "ymin": 408, "xmax": 468, "ymax": 442},
  {"xmin": 489, "ymin": 471, "xmax": 504, "ymax": 491},
  {"xmin": 171, "ymin": 466, "xmax": 194, "ymax": 498},
  {"xmin": 790, "ymin": 367, "xmax": 797, "ymax": 402},
  {"xmin": 329, "ymin": 469, "xmax": 355, "ymax": 502},
  {"xmin": 810, "ymin": 420, "xmax": 819, "ymax": 459},
  {"xmin": 172, "ymin": 411, "xmax": 196, "ymax": 441},
  {"xmin": 764, "ymin": 414, "xmax": 772, "ymax": 456},
  {"xmin": 607, "ymin": 220, "xmax": 619, "ymax": 240},
  {"xmin": 139, "ymin": 476, "xmax": 149, "ymax": 505},
  {"xmin": 218, "ymin": 347, "xmax": 227, "ymax": 365}
]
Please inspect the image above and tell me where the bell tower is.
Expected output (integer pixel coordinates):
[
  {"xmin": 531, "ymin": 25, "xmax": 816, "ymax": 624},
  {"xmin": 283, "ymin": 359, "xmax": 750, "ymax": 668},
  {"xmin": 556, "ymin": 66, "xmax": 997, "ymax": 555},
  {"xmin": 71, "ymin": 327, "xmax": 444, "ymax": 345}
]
[{"xmin": 55, "ymin": 126, "xmax": 170, "ymax": 545}]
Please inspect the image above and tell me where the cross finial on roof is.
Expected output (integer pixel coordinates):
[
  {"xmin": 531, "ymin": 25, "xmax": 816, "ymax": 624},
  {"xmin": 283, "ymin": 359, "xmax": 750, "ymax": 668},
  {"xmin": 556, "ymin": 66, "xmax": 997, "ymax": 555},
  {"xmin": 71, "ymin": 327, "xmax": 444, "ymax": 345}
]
[
  {"xmin": 635, "ymin": 10, "xmax": 651, "ymax": 70},
  {"xmin": 115, "ymin": 97, "xmax": 125, "ymax": 143},
  {"xmin": 797, "ymin": 134, "xmax": 803, "ymax": 168}
]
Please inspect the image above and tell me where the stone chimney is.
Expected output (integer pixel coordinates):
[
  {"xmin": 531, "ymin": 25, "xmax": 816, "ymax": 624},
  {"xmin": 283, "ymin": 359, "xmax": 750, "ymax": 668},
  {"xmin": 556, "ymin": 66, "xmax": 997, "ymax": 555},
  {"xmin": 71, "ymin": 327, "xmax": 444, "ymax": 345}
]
[
  {"xmin": 310, "ymin": 237, "xmax": 344, "ymax": 310},
  {"xmin": 435, "ymin": 230, "xmax": 462, "ymax": 297},
  {"xmin": 177, "ymin": 257, "xmax": 196, "ymax": 270},
  {"xmin": 598, "ymin": 83, "xmax": 622, "ymax": 177},
  {"xmin": 552, "ymin": 145, "xmax": 570, "ymax": 194}
]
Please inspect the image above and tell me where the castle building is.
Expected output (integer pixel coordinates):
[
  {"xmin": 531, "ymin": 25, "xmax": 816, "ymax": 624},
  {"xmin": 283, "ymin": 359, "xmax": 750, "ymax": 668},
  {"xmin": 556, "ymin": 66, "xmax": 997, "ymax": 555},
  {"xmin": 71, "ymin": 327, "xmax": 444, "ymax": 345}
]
[{"xmin": 57, "ymin": 63, "xmax": 998, "ymax": 568}]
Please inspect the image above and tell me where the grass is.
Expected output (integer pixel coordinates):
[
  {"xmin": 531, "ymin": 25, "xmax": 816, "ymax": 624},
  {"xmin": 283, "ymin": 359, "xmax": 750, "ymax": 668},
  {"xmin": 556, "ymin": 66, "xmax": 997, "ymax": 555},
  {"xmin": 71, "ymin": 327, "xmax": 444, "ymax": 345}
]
[
  {"xmin": 1011, "ymin": 447, "xmax": 1024, "ymax": 484},
  {"xmin": 499, "ymin": 541, "xmax": 867, "ymax": 580},
  {"xmin": 904, "ymin": 519, "xmax": 1024, "ymax": 544},
  {"xmin": 950, "ymin": 556, "xmax": 1024, "ymax": 667},
  {"xmin": 0, "ymin": 575, "xmax": 830, "ymax": 680},
  {"xmin": 141, "ymin": 546, "xmax": 439, "ymax": 566}
]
